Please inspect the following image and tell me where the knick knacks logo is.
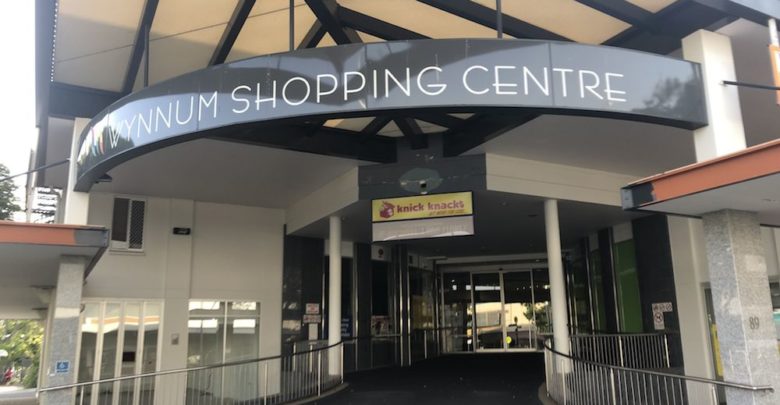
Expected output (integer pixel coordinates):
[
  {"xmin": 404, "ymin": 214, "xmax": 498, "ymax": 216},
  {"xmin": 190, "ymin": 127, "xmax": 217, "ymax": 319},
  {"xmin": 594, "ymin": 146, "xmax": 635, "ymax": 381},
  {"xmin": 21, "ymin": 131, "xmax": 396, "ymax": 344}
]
[{"xmin": 379, "ymin": 201, "xmax": 395, "ymax": 219}]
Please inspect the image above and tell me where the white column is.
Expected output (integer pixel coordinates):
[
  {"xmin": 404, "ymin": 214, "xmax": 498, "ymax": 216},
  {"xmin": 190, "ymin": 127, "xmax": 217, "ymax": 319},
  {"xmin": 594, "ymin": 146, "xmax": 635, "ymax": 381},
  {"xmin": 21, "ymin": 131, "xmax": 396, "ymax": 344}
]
[
  {"xmin": 328, "ymin": 216, "xmax": 342, "ymax": 374},
  {"xmin": 682, "ymin": 30, "xmax": 747, "ymax": 162},
  {"xmin": 63, "ymin": 118, "xmax": 91, "ymax": 224},
  {"xmin": 544, "ymin": 199, "xmax": 570, "ymax": 354}
]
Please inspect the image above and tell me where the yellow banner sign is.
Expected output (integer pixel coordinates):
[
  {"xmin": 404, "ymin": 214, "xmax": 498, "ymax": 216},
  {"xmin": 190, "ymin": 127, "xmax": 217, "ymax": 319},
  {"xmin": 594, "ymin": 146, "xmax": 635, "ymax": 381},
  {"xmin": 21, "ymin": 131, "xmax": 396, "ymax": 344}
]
[{"xmin": 372, "ymin": 192, "xmax": 473, "ymax": 222}]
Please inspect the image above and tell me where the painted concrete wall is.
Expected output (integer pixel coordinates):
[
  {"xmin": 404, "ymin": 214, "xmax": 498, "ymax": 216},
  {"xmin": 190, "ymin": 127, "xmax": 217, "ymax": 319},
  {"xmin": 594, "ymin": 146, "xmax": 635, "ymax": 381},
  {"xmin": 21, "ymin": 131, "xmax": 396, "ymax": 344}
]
[{"xmin": 84, "ymin": 192, "xmax": 285, "ymax": 375}]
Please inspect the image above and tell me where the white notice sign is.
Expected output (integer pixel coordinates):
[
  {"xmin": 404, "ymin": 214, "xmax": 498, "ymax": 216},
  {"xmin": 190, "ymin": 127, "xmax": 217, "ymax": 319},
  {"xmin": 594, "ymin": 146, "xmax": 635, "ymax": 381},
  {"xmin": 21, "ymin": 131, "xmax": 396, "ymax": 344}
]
[{"xmin": 372, "ymin": 215, "xmax": 474, "ymax": 242}]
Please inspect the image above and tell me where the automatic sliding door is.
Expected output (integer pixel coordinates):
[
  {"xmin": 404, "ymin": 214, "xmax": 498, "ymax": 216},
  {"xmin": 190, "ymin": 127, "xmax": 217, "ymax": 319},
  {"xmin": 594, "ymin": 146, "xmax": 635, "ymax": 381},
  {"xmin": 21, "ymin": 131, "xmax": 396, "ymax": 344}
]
[
  {"xmin": 473, "ymin": 273, "xmax": 504, "ymax": 350},
  {"xmin": 503, "ymin": 272, "xmax": 534, "ymax": 350},
  {"xmin": 441, "ymin": 273, "xmax": 473, "ymax": 353}
]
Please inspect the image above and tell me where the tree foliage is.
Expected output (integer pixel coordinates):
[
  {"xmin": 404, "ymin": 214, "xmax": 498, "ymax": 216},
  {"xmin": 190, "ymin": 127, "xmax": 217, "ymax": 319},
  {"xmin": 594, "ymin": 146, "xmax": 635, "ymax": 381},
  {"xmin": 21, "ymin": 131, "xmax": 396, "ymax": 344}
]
[
  {"xmin": 0, "ymin": 320, "xmax": 44, "ymax": 388},
  {"xmin": 0, "ymin": 163, "xmax": 21, "ymax": 220}
]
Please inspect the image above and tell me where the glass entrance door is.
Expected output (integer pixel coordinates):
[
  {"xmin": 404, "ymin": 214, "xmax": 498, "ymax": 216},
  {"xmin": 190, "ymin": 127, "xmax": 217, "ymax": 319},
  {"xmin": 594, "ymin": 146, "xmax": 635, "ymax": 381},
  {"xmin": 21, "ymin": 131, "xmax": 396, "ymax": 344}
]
[
  {"xmin": 440, "ymin": 267, "xmax": 551, "ymax": 353},
  {"xmin": 503, "ymin": 272, "xmax": 535, "ymax": 349},
  {"xmin": 472, "ymin": 273, "xmax": 504, "ymax": 350}
]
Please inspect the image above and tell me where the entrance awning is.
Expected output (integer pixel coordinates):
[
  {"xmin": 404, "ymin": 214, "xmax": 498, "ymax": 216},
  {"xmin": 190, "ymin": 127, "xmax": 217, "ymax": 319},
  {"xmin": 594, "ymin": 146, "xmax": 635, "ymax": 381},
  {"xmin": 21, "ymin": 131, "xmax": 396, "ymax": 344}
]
[
  {"xmin": 0, "ymin": 222, "xmax": 108, "ymax": 319},
  {"xmin": 620, "ymin": 138, "xmax": 780, "ymax": 226}
]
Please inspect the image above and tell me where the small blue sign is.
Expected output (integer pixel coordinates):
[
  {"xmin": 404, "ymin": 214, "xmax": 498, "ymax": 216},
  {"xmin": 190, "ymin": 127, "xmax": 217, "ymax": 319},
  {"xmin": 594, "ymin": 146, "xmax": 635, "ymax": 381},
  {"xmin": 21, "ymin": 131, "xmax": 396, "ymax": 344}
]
[{"xmin": 55, "ymin": 360, "xmax": 70, "ymax": 374}]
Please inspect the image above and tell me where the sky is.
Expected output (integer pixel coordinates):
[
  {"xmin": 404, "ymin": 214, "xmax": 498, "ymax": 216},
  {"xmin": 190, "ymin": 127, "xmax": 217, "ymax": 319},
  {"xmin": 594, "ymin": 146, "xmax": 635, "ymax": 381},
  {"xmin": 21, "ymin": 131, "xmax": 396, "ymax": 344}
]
[{"xmin": 0, "ymin": 2, "xmax": 36, "ymax": 219}]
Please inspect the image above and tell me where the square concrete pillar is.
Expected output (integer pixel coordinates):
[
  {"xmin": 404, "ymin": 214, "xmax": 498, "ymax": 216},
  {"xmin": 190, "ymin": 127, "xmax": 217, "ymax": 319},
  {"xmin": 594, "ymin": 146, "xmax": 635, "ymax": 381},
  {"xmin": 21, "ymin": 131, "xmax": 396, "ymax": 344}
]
[
  {"xmin": 40, "ymin": 255, "xmax": 87, "ymax": 405},
  {"xmin": 702, "ymin": 210, "xmax": 780, "ymax": 404},
  {"xmin": 682, "ymin": 30, "xmax": 747, "ymax": 162}
]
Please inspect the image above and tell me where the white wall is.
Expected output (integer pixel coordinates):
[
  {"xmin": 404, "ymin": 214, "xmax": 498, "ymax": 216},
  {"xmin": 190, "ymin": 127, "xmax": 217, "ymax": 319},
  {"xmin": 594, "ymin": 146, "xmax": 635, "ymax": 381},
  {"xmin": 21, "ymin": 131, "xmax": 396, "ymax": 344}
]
[
  {"xmin": 83, "ymin": 192, "xmax": 286, "ymax": 374},
  {"xmin": 485, "ymin": 153, "xmax": 638, "ymax": 206},
  {"xmin": 190, "ymin": 201, "xmax": 285, "ymax": 360}
]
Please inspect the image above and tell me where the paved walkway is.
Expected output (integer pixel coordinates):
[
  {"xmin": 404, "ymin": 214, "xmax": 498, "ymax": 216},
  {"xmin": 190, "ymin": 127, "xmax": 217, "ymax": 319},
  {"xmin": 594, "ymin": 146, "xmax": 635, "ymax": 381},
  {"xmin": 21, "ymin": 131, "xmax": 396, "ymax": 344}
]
[{"xmin": 317, "ymin": 353, "xmax": 545, "ymax": 405}]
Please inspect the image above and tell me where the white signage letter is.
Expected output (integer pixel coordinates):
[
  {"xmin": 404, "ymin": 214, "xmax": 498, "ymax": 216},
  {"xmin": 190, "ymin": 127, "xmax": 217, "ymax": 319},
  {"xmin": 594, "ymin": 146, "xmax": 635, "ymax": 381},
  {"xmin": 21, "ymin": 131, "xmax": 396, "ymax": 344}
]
[
  {"xmin": 463, "ymin": 65, "xmax": 489, "ymax": 95},
  {"xmin": 579, "ymin": 70, "xmax": 604, "ymax": 100},
  {"xmin": 282, "ymin": 77, "xmax": 311, "ymax": 106},
  {"xmin": 493, "ymin": 65, "xmax": 518, "ymax": 95},
  {"xmin": 231, "ymin": 85, "xmax": 252, "ymax": 113},
  {"xmin": 343, "ymin": 71, "xmax": 366, "ymax": 101},
  {"xmin": 255, "ymin": 81, "xmax": 278, "ymax": 109},
  {"xmin": 175, "ymin": 97, "xmax": 194, "ymax": 125},
  {"xmin": 198, "ymin": 91, "xmax": 219, "ymax": 120},
  {"xmin": 316, "ymin": 74, "xmax": 338, "ymax": 103},
  {"xmin": 417, "ymin": 66, "xmax": 447, "ymax": 96},
  {"xmin": 384, "ymin": 68, "xmax": 411, "ymax": 98},
  {"xmin": 523, "ymin": 66, "xmax": 549, "ymax": 96},
  {"xmin": 605, "ymin": 72, "xmax": 627, "ymax": 102},
  {"xmin": 553, "ymin": 68, "xmax": 574, "ymax": 98}
]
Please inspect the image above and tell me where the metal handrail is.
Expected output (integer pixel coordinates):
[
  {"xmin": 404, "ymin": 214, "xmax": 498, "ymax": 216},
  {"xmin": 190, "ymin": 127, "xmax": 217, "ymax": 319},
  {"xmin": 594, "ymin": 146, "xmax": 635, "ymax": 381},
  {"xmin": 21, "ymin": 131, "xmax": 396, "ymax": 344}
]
[
  {"xmin": 544, "ymin": 341, "xmax": 774, "ymax": 393},
  {"xmin": 39, "ymin": 341, "xmax": 344, "ymax": 393}
]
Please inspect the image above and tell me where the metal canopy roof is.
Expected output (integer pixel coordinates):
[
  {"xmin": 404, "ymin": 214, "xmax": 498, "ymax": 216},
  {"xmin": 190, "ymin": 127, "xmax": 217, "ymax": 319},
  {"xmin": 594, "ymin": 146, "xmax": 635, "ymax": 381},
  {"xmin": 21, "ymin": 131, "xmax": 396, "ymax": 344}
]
[
  {"xmin": 32, "ymin": 0, "xmax": 779, "ymax": 184},
  {"xmin": 621, "ymin": 138, "xmax": 780, "ymax": 226},
  {"xmin": 0, "ymin": 221, "xmax": 108, "ymax": 318}
]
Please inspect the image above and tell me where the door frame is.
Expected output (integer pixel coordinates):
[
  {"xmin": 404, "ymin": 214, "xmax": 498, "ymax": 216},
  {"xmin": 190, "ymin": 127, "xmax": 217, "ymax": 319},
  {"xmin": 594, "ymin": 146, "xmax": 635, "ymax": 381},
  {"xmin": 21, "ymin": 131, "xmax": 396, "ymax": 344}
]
[{"xmin": 440, "ymin": 265, "xmax": 549, "ymax": 353}]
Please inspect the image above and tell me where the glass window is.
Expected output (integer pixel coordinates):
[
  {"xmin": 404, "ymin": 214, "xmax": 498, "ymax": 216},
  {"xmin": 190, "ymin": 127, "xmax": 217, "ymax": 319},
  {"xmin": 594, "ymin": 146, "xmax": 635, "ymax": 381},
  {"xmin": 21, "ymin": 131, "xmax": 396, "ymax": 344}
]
[
  {"xmin": 77, "ymin": 303, "xmax": 100, "ymax": 403},
  {"xmin": 77, "ymin": 300, "xmax": 163, "ymax": 404},
  {"xmin": 187, "ymin": 300, "xmax": 261, "ymax": 402},
  {"xmin": 614, "ymin": 239, "xmax": 642, "ymax": 332},
  {"xmin": 110, "ymin": 197, "xmax": 145, "ymax": 250}
]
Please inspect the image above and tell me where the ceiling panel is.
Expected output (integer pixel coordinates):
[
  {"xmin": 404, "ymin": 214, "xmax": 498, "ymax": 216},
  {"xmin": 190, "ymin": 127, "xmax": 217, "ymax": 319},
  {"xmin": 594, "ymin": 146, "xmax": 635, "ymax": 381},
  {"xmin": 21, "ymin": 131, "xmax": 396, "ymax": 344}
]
[
  {"xmin": 53, "ymin": 0, "xmax": 145, "ymax": 90},
  {"xmin": 150, "ymin": 0, "xmax": 237, "ymax": 38},
  {"xmin": 54, "ymin": 46, "xmax": 133, "ymax": 92},
  {"xmin": 378, "ymin": 121, "xmax": 403, "ymax": 137},
  {"xmin": 473, "ymin": 0, "xmax": 630, "ymax": 44},
  {"xmin": 417, "ymin": 120, "xmax": 447, "ymax": 133},
  {"xmin": 472, "ymin": 115, "xmax": 694, "ymax": 177},
  {"xmin": 55, "ymin": 0, "xmax": 145, "ymax": 61},
  {"xmin": 341, "ymin": 0, "xmax": 505, "ymax": 39},
  {"xmin": 227, "ymin": 2, "xmax": 316, "ymax": 61},
  {"xmin": 227, "ymin": 0, "xmax": 316, "ymax": 62},
  {"xmin": 324, "ymin": 117, "xmax": 376, "ymax": 131},
  {"xmin": 149, "ymin": 24, "xmax": 226, "ymax": 84},
  {"xmin": 92, "ymin": 138, "xmax": 361, "ymax": 208},
  {"xmin": 628, "ymin": 0, "xmax": 677, "ymax": 13}
]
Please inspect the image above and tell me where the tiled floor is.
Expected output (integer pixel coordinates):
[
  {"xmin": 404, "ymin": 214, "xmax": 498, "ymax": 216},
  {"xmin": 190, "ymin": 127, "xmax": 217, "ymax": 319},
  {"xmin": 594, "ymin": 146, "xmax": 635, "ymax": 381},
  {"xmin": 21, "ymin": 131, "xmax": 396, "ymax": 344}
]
[{"xmin": 317, "ymin": 353, "xmax": 545, "ymax": 405}]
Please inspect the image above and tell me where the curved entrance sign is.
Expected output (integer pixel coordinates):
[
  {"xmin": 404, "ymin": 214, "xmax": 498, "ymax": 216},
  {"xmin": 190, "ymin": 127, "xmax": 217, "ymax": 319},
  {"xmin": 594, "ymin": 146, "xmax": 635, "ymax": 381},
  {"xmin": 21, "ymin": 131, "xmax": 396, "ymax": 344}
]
[{"xmin": 75, "ymin": 39, "xmax": 706, "ymax": 190}]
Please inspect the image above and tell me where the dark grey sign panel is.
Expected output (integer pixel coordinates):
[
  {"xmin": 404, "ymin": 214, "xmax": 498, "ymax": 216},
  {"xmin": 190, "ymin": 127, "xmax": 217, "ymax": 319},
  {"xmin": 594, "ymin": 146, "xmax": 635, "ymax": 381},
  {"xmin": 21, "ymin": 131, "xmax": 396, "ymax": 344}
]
[{"xmin": 75, "ymin": 39, "xmax": 707, "ymax": 191}]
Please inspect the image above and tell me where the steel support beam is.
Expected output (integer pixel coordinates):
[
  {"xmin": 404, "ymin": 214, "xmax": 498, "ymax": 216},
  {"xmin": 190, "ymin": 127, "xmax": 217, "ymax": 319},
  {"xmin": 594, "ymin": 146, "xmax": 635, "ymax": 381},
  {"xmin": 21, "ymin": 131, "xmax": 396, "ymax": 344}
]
[
  {"xmin": 122, "ymin": 0, "xmax": 159, "ymax": 93},
  {"xmin": 418, "ymin": 0, "xmax": 569, "ymax": 41},
  {"xmin": 575, "ymin": 0, "xmax": 655, "ymax": 28},
  {"xmin": 362, "ymin": 117, "xmax": 393, "ymax": 136},
  {"xmin": 692, "ymin": 0, "xmax": 780, "ymax": 25},
  {"xmin": 48, "ymin": 83, "xmax": 122, "ymax": 120},
  {"xmin": 412, "ymin": 113, "xmax": 465, "ymax": 129},
  {"xmin": 34, "ymin": 0, "xmax": 57, "ymax": 183},
  {"xmin": 338, "ymin": 7, "xmax": 429, "ymax": 40},
  {"xmin": 298, "ymin": 20, "xmax": 328, "ymax": 48},
  {"xmin": 394, "ymin": 118, "xmax": 428, "ymax": 150},
  {"xmin": 304, "ymin": 0, "xmax": 361, "ymax": 44},
  {"xmin": 210, "ymin": 0, "xmax": 256, "ymax": 65},
  {"xmin": 605, "ymin": 1, "xmax": 729, "ymax": 54}
]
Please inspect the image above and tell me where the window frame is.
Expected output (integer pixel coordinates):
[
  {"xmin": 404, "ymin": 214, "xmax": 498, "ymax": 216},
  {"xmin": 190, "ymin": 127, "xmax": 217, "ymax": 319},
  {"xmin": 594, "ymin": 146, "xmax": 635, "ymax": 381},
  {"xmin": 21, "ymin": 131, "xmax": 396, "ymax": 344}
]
[{"xmin": 110, "ymin": 196, "xmax": 147, "ymax": 252}]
